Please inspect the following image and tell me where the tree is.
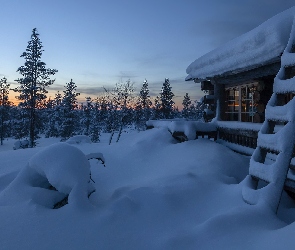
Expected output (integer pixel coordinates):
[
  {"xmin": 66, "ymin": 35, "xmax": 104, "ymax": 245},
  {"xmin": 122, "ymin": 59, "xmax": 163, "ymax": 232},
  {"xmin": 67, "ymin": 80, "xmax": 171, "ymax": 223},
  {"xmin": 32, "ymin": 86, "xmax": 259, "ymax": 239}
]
[
  {"xmin": 14, "ymin": 28, "xmax": 57, "ymax": 147},
  {"xmin": 182, "ymin": 93, "xmax": 192, "ymax": 119},
  {"xmin": 81, "ymin": 97, "xmax": 93, "ymax": 136},
  {"xmin": 89, "ymin": 98, "xmax": 101, "ymax": 142},
  {"xmin": 151, "ymin": 96, "xmax": 162, "ymax": 120},
  {"xmin": 160, "ymin": 78, "xmax": 175, "ymax": 119},
  {"xmin": 0, "ymin": 77, "xmax": 11, "ymax": 145},
  {"xmin": 135, "ymin": 79, "xmax": 152, "ymax": 130},
  {"xmin": 60, "ymin": 79, "xmax": 80, "ymax": 141},
  {"xmin": 139, "ymin": 79, "xmax": 152, "ymax": 110},
  {"xmin": 113, "ymin": 80, "xmax": 135, "ymax": 142}
]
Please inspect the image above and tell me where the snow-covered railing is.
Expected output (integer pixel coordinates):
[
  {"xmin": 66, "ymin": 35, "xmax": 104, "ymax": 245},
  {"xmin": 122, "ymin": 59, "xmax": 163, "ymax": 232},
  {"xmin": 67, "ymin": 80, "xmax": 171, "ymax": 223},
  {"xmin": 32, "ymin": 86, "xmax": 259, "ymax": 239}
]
[
  {"xmin": 146, "ymin": 119, "xmax": 217, "ymax": 141},
  {"xmin": 216, "ymin": 121, "xmax": 262, "ymax": 154}
]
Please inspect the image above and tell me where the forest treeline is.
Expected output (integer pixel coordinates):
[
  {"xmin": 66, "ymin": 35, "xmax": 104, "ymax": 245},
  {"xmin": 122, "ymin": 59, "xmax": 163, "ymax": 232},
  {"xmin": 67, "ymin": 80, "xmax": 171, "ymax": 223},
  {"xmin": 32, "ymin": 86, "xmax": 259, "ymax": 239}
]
[{"xmin": 0, "ymin": 28, "xmax": 204, "ymax": 147}]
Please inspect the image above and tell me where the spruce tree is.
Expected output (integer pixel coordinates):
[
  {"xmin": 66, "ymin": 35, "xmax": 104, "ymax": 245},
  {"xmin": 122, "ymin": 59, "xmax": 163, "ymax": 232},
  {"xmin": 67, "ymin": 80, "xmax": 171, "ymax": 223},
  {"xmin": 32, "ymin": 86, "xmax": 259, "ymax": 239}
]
[
  {"xmin": 182, "ymin": 93, "xmax": 192, "ymax": 119},
  {"xmin": 60, "ymin": 79, "xmax": 80, "ymax": 141},
  {"xmin": 89, "ymin": 97, "xmax": 101, "ymax": 142},
  {"xmin": 135, "ymin": 79, "xmax": 152, "ymax": 130},
  {"xmin": 81, "ymin": 97, "xmax": 93, "ymax": 136},
  {"xmin": 139, "ymin": 79, "xmax": 152, "ymax": 110},
  {"xmin": 14, "ymin": 28, "xmax": 57, "ymax": 147},
  {"xmin": 0, "ymin": 77, "xmax": 11, "ymax": 145},
  {"xmin": 160, "ymin": 78, "xmax": 175, "ymax": 119},
  {"xmin": 152, "ymin": 96, "xmax": 162, "ymax": 120},
  {"xmin": 45, "ymin": 91, "xmax": 63, "ymax": 137}
]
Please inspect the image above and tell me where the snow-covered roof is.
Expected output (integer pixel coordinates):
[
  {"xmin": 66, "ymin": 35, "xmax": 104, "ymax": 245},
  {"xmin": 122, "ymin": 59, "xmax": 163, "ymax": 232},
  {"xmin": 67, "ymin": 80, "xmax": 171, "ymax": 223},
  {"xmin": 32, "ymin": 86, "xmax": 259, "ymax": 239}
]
[{"xmin": 186, "ymin": 7, "xmax": 295, "ymax": 81}]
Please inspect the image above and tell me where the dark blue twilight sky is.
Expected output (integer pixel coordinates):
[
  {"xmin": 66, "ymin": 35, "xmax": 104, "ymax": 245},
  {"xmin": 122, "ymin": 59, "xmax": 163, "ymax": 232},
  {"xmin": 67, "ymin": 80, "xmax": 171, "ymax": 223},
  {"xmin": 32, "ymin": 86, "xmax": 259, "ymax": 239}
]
[{"xmin": 0, "ymin": 0, "xmax": 294, "ymax": 106}]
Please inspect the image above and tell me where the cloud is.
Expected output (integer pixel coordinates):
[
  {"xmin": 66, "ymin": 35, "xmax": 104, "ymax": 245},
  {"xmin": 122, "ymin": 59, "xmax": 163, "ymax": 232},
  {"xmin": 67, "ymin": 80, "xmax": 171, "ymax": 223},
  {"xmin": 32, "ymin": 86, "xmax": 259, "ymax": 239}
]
[
  {"xmin": 47, "ymin": 84, "xmax": 65, "ymax": 92},
  {"xmin": 115, "ymin": 71, "xmax": 139, "ymax": 82},
  {"xmin": 192, "ymin": 0, "xmax": 295, "ymax": 47},
  {"xmin": 78, "ymin": 87, "xmax": 107, "ymax": 96}
]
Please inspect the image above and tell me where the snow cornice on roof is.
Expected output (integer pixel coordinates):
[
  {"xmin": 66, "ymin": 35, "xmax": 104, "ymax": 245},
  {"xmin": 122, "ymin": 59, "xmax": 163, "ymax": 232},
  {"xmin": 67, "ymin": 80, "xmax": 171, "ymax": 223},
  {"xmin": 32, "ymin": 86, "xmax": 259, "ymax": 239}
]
[{"xmin": 186, "ymin": 6, "xmax": 295, "ymax": 82}]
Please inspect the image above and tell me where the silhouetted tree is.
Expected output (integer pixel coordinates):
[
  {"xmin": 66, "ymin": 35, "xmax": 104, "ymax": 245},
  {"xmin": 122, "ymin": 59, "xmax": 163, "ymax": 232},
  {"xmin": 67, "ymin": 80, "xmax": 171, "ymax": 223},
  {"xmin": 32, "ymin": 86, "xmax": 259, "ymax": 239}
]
[
  {"xmin": 135, "ymin": 79, "xmax": 152, "ymax": 130},
  {"xmin": 81, "ymin": 97, "xmax": 93, "ymax": 136},
  {"xmin": 182, "ymin": 93, "xmax": 191, "ymax": 119},
  {"xmin": 113, "ymin": 80, "xmax": 135, "ymax": 142},
  {"xmin": 0, "ymin": 77, "xmax": 11, "ymax": 145},
  {"xmin": 89, "ymin": 97, "xmax": 101, "ymax": 142},
  {"xmin": 60, "ymin": 79, "xmax": 80, "ymax": 141},
  {"xmin": 160, "ymin": 78, "xmax": 174, "ymax": 119},
  {"xmin": 14, "ymin": 28, "xmax": 57, "ymax": 147}
]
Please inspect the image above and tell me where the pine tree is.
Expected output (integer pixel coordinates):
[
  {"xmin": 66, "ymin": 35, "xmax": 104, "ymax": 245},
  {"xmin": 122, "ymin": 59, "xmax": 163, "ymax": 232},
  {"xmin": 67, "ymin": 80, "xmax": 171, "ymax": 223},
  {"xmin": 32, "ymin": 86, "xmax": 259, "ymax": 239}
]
[
  {"xmin": 139, "ymin": 79, "xmax": 152, "ymax": 111},
  {"xmin": 98, "ymin": 95, "xmax": 109, "ymax": 132},
  {"xmin": 135, "ymin": 79, "xmax": 152, "ymax": 130},
  {"xmin": 182, "ymin": 93, "xmax": 192, "ymax": 119},
  {"xmin": 152, "ymin": 96, "xmax": 162, "ymax": 120},
  {"xmin": 160, "ymin": 78, "xmax": 175, "ymax": 119},
  {"xmin": 81, "ymin": 97, "xmax": 93, "ymax": 136},
  {"xmin": 14, "ymin": 28, "xmax": 57, "ymax": 147},
  {"xmin": 89, "ymin": 98, "xmax": 101, "ymax": 142},
  {"xmin": 0, "ymin": 77, "xmax": 11, "ymax": 145},
  {"xmin": 13, "ymin": 106, "xmax": 29, "ymax": 141},
  {"xmin": 60, "ymin": 79, "xmax": 80, "ymax": 141}
]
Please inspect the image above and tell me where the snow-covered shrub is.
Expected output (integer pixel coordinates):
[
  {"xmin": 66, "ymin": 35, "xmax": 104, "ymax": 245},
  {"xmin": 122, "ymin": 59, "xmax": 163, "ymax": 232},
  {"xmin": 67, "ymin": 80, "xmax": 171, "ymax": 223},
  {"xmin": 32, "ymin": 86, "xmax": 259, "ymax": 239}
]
[
  {"xmin": 66, "ymin": 135, "xmax": 92, "ymax": 144},
  {"xmin": 0, "ymin": 143, "xmax": 105, "ymax": 209},
  {"xmin": 13, "ymin": 140, "xmax": 29, "ymax": 150}
]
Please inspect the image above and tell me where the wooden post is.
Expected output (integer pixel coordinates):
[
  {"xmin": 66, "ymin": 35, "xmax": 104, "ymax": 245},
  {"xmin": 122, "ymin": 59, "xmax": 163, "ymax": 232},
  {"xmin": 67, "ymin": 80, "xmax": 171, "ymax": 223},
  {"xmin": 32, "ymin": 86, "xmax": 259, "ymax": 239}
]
[{"xmin": 212, "ymin": 80, "xmax": 225, "ymax": 121}]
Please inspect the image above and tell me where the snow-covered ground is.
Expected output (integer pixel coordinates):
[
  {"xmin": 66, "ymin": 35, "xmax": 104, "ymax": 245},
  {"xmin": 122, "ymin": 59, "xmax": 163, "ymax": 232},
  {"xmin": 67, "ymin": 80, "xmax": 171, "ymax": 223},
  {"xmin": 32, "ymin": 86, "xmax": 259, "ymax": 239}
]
[{"xmin": 0, "ymin": 128, "xmax": 295, "ymax": 249}]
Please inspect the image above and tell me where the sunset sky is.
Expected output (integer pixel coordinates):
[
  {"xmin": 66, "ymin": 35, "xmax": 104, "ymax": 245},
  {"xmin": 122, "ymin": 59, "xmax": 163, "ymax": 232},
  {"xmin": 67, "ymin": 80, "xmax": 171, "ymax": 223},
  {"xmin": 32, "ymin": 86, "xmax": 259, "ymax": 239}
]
[{"xmin": 1, "ymin": 0, "xmax": 294, "ymax": 107}]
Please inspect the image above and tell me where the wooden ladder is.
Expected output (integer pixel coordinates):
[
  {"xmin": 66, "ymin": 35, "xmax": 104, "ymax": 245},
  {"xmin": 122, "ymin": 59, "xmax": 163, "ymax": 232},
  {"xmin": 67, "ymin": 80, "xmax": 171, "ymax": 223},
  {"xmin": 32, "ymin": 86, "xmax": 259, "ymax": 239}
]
[{"xmin": 242, "ymin": 20, "xmax": 295, "ymax": 212}]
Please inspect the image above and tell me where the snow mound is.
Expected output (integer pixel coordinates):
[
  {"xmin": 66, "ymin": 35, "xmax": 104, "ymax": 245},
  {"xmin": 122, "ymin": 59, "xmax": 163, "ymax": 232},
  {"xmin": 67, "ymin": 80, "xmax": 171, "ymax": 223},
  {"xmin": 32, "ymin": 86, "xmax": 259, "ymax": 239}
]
[
  {"xmin": 29, "ymin": 143, "xmax": 91, "ymax": 194},
  {"xmin": 129, "ymin": 127, "xmax": 177, "ymax": 148},
  {"xmin": 66, "ymin": 135, "xmax": 92, "ymax": 144},
  {"xmin": 13, "ymin": 140, "xmax": 29, "ymax": 150},
  {"xmin": 0, "ymin": 143, "xmax": 104, "ymax": 208}
]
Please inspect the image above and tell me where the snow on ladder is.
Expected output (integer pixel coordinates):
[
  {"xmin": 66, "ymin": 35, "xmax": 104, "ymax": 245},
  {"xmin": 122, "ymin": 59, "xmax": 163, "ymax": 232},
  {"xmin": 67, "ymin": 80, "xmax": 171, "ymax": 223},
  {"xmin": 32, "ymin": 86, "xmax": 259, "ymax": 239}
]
[{"xmin": 242, "ymin": 19, "xmax": 295, "ymax": 212}]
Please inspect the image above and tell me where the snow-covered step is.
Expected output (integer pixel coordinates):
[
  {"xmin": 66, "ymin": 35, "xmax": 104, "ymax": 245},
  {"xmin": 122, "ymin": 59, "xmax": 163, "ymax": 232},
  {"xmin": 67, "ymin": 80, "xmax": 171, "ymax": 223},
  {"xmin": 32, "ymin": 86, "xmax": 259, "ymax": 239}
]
[
  {"xmin": 265, "ymin": 100, "xmax": 295, "ymax": 121},
  {"xmin": 281, "ymin": 52, "xmax": 295, "ymax": 67},
  {"xmin": 249, "ymin": 157, "xmax": 273, "ymax": 183},
  {"xmin": 273, "ymin": 77, "xmax": 295, "ymax": 93},
  {"xmin": 289, "ymin": 157, "xmax": 295, "ymax": 170},
  {"xmin": 258, "ymin": 122, "xmax": 295, "ymax": 151},
  {"xmin": 257, "ymin": 133, "xmax": 282, "ymax": 152},
  {"xmin": 287, "ymin": 168, "xmax": 295, "ymax": 182},
  {"xmin": 285, "ymin": 178, "xmax": 295, "ymax": 192}
]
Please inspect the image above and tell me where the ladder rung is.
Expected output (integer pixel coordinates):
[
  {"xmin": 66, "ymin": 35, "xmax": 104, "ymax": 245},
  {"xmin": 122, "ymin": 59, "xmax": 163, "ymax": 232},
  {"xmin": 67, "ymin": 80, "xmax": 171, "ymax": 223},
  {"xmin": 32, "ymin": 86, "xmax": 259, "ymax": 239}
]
[
  {"xmin": 249, "ymin": 160, "xmax": 273, "ymax": 183},
  {"xmin": 257, "ymin": 134, "xmax": 282, "ymax": 152},
  {"xmin": 260, "ymin": 146, "xmax": 280, "ymax": 155}
]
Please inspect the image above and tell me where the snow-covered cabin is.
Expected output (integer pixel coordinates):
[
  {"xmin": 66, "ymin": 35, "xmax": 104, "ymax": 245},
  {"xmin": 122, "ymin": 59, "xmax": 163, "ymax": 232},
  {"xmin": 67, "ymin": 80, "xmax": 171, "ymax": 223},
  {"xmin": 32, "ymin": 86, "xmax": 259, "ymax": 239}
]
[
  {"xmin": 186, "ymin": 6, "xmax": 295, "ymax": 208},
  {"xmin": 186, "ymin": 7, "xmax": 295, "ymax": 124}
]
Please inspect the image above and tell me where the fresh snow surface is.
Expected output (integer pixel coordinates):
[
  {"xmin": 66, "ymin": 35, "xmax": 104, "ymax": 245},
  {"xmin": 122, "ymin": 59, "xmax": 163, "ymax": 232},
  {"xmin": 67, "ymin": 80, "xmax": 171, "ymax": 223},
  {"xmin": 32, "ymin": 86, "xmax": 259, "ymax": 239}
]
[
  {"xmin": 186, "ymin": 7, "xmax": 295, "ymax": 81},
  {"xmin": 0, "ymin": 129, "xmax": 295, "ymax": 249}
]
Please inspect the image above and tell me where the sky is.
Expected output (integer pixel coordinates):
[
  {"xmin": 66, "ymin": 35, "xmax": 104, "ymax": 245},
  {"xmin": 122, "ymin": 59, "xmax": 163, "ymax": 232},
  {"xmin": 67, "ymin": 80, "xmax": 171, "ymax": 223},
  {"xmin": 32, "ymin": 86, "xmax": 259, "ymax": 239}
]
[{"xmin": 0, "ymin": 0, "xmax": 294, "ymax": 108}]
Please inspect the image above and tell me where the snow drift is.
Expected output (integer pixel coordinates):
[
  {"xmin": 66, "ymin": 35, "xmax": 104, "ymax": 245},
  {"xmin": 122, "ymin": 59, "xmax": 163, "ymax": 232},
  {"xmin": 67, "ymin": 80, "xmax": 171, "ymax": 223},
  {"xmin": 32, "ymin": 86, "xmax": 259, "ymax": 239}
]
[{"xmin": 0, "ymin": 129, "xmax": 295, "ymax": 249}]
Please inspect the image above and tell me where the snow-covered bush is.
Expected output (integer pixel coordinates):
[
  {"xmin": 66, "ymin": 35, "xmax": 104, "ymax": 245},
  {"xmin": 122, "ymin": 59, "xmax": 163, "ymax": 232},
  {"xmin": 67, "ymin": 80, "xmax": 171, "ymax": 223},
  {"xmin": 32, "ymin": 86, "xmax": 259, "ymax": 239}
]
[
  {"xmin": 0, "ymin": 143, "xmax": 105, "ymax": 209},
  {"xmin": 13, "ymin": 139, "xmax": 29, "ymax": 150},
  {"xmin": 66, "ymin": 135, "xmax": 92, "ymax": 144}
]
